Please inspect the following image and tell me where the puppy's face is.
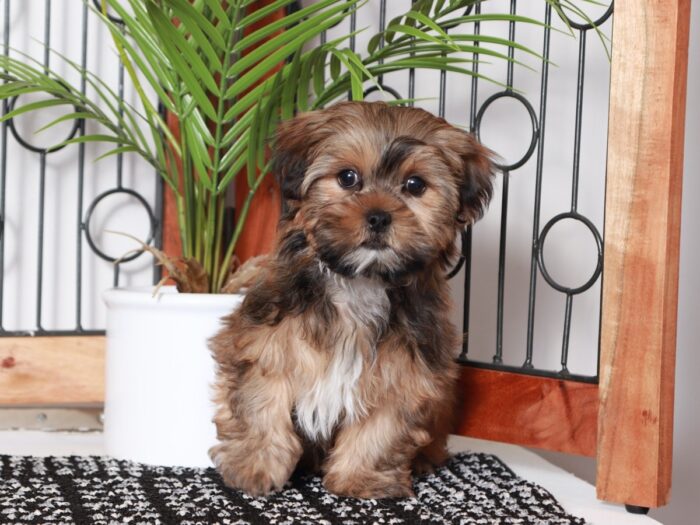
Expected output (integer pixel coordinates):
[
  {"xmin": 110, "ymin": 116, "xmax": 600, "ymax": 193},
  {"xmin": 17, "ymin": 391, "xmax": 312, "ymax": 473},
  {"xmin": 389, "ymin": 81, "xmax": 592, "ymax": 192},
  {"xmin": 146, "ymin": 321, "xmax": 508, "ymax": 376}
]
[{"xmin": 273, "ymin": 101, "xmax": 494, "ymax": 282}]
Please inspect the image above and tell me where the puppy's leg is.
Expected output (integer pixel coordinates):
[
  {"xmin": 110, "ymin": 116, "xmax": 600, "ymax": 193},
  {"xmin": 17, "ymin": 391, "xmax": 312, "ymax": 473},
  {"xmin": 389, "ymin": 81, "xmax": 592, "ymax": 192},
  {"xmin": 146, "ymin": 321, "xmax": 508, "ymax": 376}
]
[
  {"xmin": 322, "ymin": 408, "xmax": 428, "ymax": 499},
  {"xmin": 412, "ymin": 393, "xmax": 455, "ymax": 474},
  {"xmin": 210, "ymin": 371, "xmax": 302, "ymax": 496},
  {"xmin": 412, "ymin": 430, "xmax": 449, "ymax": 475}
]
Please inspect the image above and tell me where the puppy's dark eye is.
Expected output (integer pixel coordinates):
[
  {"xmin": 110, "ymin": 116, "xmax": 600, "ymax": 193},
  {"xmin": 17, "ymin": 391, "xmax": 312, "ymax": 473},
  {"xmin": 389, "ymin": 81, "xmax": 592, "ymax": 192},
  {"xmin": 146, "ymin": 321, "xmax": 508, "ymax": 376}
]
[
  {"xmin": 404, "ymin": 176, "xmax": 427, "ymax": 196},
  {"xmin": 337, "ymin": 169, "xmax": 361, "ymax": 189}
]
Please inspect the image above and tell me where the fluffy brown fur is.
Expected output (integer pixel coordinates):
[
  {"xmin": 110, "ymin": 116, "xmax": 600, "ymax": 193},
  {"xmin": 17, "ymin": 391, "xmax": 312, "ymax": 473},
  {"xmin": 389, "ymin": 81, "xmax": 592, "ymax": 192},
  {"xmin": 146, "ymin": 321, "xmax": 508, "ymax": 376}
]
[{"xmin": 209, "ymin": 101, "xmax": 494, "ymax": 498}]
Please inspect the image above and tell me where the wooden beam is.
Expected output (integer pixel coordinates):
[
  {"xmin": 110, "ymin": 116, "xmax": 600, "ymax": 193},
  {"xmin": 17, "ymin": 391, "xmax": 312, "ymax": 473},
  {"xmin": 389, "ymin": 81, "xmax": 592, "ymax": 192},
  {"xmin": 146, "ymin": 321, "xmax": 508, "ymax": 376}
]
[
  {"xmin": 456, "ymin": 367, "xmax": 598, "ymax": 457},
  {"xmin": 162, "ymin": 111, "xmax": 183, "ymax": 261},
  {"xmin": 0, "ymin": 337, "xmax": 104, "ymax": 406},
  {"xmin": 597, "ymin": 0, "xmax": 691, "ymax": 508},
  {"xmin": 233, "ymin": 0, "xmax": 283, "ymax": 263}
]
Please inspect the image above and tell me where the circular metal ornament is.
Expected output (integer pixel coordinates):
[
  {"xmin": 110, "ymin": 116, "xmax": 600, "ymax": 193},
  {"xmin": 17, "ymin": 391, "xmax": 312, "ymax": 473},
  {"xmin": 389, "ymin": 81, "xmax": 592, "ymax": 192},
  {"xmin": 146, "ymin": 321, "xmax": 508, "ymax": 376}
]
[
  {"xmin": 83, "ymin": 188, "xmax": 156, "ymax": 263},
  {"xmin": 474, "ymin": 91, "xmax": 539, "ymax": 171},
  {"xmin": 536, "ymin": 211, "xmax": 603, "ymax": 295},
  {"xmin": 363, "ymin": 84, "xmax": 403, "ymax": 102},
  {"xmin": 559, "ymin": 1, "xmax": 613, "ymax": 31},
  {"xmin": 7, "ymin": 93, "xmax": 81, "ymax": 154}
]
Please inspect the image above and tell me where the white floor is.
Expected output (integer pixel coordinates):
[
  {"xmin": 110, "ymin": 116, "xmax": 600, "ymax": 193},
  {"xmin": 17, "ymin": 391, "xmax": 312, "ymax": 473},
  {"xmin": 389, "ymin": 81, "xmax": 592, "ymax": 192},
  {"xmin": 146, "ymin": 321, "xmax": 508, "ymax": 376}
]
[{"xmin": 0, "ymin": 431, "xmax": 661, "ymax": 525}]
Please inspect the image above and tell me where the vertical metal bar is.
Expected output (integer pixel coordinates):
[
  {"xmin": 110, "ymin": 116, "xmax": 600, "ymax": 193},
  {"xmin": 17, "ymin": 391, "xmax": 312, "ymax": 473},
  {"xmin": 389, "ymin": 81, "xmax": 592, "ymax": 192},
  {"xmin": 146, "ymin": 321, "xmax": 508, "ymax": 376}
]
[
  {"xmin": 113, "ymin": 23, "xmax": 127, "ymax": 288},
  {"xmin": 437, "ymin": 0, "xmax": 447, "ymax": 118},
  {"xmin": 319, "ymin": 0, "xmax": 326, "ymax": 48},
  {"xmin": 116, "ymin": 33, "xmax": 125, "ymax": 190},
  {"xmin": 494, "ymin": 169, "xmax": 509, "ymax": 364},
  {"xmin": 505, "ymin": 0, "xmax": 517, "ymax": 90},
  {"xmin": 459, "ymin": 228, "xmax": 473, "ymax": 360},
  {"xmin": 524, "ymin": 3, "xmax": 553, "ymax": 368},
  {"xmin": 36, "ymin": 152, "xmax": 47, "ymax": 332},
  {"xmin": 469, "ymin": 2, "xmax": 481, "ymax": 132},
  {"xmin": 35, "ymin": 0, "xmax": 52, "ymax": 332},
  {"xmin": 438, "ymin": 68, "xmax": 446, "ymax": 118},
  {"xmin": 561, "ymin": 293, "xmax": 573, "ymax": 373},
  {"xmin": 462, "ymin": 2, "xmax": 482, "ymax": 357},
  {"xmin": 0, "ymin": 0, "xmax": 10, "ymax": 331},
  {"xmin": 378, "ymin": 0, "xmax": 386, "ymax": 45},
  {"xmin": 349, "ymin": 10, "xmax": 356, "ymax": 52},
  {"xmin": 42, "ymin": 1, "xmax": 50, "ymax": 73},
  {"xmin": 571, "ymin": 30, "xmax": 587, "ymax": 213},
  {"xmin": 347, "ymin": 9, "xmax": 356, "ymax": 100},
  {"xmin": 377, "ymin": 0, "xmax": 386, "ymax": 84},
  {"xmin": 493, "ymin": 0, "xmax": 518, "ymax": 364},
  {"xmin": 75, "ymin": 2, "xmax": 89, "ymax": 331}
]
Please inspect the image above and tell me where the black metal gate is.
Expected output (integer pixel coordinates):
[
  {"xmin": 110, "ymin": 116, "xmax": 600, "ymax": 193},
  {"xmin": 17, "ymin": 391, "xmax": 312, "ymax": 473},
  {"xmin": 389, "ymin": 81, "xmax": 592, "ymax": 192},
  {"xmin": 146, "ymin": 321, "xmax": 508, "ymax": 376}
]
[{"xmin": 0, "ymin": 0, "xmax": 612, "ymax": 384}]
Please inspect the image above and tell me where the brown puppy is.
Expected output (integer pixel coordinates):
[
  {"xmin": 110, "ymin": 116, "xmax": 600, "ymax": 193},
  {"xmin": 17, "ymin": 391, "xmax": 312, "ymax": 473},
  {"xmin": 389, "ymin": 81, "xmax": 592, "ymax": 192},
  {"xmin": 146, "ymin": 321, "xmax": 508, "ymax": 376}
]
[{"xmin": 209, "ymin": 101, "xmax": 494, "ymax": 498}]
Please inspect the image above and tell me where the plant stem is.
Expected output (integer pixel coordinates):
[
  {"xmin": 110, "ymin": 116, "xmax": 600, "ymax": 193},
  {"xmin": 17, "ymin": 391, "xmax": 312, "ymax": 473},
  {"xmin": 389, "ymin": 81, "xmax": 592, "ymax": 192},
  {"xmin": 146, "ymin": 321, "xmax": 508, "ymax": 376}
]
[{"xmin": 211, "ymin": 194, "xmax": 226, "ymax": 292}]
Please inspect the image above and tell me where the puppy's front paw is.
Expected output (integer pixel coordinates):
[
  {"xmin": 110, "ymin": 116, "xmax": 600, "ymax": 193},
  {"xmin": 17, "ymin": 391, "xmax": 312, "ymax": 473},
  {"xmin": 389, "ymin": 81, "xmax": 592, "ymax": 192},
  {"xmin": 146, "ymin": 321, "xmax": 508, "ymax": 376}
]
[
  {"xmin": 412, "ymin": 446, "xmax": 449, "ymax": 475},
  {"xmin": 323, "ymin": 471, "xmax": 415, "ymax": 499},
  {"xmin": 412, "ymin": 455, "xmax": 438, "ymax": 475},
  {"xmin": 210, "ymin": 442, "xmax": 290, "ymax": 497}
]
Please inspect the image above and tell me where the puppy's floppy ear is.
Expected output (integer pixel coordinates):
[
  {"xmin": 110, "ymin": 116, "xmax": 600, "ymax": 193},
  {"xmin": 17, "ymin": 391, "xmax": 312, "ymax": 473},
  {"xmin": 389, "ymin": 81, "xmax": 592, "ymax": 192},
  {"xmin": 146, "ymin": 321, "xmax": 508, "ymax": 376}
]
[
  {"xmin": 457, "ymin": 134, "xmax": 495, "ymax": 225},
  {"xmin": 272, "ymin": 110, "xmax": 327, "ymax": 203}
]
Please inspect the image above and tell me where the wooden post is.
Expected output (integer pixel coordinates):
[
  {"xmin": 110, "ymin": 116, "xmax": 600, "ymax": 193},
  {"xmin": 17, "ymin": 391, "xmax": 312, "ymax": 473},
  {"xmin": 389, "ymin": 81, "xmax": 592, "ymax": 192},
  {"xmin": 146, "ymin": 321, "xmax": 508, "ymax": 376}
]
[
  {"xmin": 597, "ymin": 0, "xmax": 691, "ymax": 508},
  {"xmin": 233, "ymin": 0, "xmax": 283, "ymax": 263}
]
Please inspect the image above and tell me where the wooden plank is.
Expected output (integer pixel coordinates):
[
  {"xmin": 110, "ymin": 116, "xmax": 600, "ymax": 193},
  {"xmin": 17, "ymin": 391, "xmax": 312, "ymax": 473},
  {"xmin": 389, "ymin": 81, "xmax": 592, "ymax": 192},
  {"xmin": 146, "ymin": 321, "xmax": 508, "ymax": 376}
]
[
  {"xmin": 0, "ymin": 337, "xmax": 104, "ymax": 406},
  {"xmin": 456, "ymin": 367, "xmax": 598, "ymax": 457},
  {"xmin": 597, "ymin": 0, "xmax": 691, "ymax": 508},
  {"xmin": 162, "ymin": 111, "xmax": 183, "ymax": 262},
  {"xmin": 233, "ymin": 0, "xmax": 283, "ymax": 263},
  {"xmin": 234, "ymin": 174, "xmax": 281, "ymax": 263}
]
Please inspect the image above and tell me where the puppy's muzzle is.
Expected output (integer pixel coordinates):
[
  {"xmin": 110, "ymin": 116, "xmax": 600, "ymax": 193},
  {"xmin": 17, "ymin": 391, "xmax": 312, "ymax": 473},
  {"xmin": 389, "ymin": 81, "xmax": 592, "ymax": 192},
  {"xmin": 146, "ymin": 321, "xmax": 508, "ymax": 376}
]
[{"xmin": 366, "ymin": 209, "xmax": 392, "ymax": 233}]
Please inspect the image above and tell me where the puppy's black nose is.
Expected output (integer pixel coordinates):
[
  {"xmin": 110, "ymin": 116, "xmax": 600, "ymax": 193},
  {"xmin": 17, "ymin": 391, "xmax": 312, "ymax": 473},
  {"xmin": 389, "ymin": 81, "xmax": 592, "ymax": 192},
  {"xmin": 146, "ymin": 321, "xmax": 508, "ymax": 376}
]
[{"xmin": 366, "ymin": 209, "xmax": 392, "ymax": 233}]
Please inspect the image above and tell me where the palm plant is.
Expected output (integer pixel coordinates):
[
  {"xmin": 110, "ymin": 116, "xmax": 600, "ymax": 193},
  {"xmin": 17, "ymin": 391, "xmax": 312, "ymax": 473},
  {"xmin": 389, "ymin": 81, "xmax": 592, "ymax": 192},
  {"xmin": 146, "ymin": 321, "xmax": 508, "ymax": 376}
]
[{"xmin": 0, "ymin": 0, "xmax": 597, "ymax": 293}]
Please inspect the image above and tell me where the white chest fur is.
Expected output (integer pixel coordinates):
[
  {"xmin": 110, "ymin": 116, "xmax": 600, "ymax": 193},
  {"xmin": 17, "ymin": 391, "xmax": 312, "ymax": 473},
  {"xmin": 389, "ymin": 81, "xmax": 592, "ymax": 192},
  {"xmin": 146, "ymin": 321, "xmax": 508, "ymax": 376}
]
[{"xmin": 295, "ymin": 273, "xmax": 389, "ymax": 441}]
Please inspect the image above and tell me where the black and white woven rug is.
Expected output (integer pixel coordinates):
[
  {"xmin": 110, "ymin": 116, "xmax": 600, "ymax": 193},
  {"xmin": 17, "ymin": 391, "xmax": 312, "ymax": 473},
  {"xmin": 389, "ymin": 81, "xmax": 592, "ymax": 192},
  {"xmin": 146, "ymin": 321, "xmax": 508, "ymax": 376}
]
[{"xmin": 0, "ymin": 452, "xmax": 585, "ymax": 524}]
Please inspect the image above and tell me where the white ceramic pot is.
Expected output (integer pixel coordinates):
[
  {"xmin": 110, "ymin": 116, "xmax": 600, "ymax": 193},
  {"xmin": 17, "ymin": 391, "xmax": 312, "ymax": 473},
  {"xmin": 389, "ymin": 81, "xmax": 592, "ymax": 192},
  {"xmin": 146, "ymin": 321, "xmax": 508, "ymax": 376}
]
[{"xmin": 102, "ymin": 286, "xmax": 243, "ymax": 468}]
